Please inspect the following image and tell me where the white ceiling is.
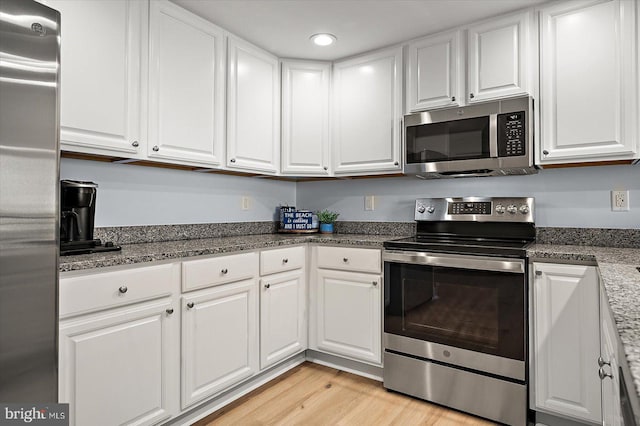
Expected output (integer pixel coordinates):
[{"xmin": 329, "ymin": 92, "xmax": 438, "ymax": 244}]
[{"xmin": 171, "ymin": 0, "xmax": 546, "ymax": 61}]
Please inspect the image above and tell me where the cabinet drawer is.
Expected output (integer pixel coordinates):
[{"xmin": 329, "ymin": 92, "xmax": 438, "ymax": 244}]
[
  {"xmin": 60, "ymin": 263, "xmax": 178, "ymax": 318},
  {"xmin": 182, "ymin": 252, "xmax": 258, "ymax": 292},
  {"xmin": 316, "ymin": 246, "xmax": 381, "ymax": 274},
  {"xmin": 260, "ymin": 246, "xmax": 305, "ymax": 275}
]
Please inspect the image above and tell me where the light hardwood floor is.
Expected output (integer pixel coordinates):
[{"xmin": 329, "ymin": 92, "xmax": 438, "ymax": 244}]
[{"xmin": 195, "ymin": 362, "xmax": 495, "ymax": 425}]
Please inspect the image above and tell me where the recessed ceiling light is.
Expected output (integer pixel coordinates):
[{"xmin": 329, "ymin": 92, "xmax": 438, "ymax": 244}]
[{"xmin": 310, "ymin": 33, "xmax": 337, "ymax": 47}]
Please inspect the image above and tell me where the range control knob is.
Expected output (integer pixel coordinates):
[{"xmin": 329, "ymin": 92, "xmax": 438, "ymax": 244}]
[
  {"xmin": 519, "ymin": 205, "xmax": 530, "ymax": 214},
  {"xmin": 507, "ymin": 205, "xmax": 518, "ymax": 215},
  {"xmin": 426, "ymin": 206, "xmax": 435, "ymax": 214},
  {"xmin": 495, "ymin": 204, "xmax": 506, "ymax": 214},
  {"xmin": 417, "ymin": 204, "xmax": 426, "ymax": 214}
]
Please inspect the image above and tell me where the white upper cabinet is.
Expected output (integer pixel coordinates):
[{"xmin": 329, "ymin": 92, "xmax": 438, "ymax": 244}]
[
  {"xmin": 332, "ymin": 46, "xmax": 403, "ymax": 175},
  {"xmin": 51, "ymin": 0, "xmax": 147, "ymax": 156},
  {"xmin": 148, "ymin": 1, "xmax": 225, "ymax": 166},
  {"xmin": 406, "ymin": 30, "xmax": 464, "ymax": 112},
  {"xmin": 227, "ymin": 37, "xmax": 280, "ymax": 173},
  {"xmin": 538, "ymin": 0, "xmax": 638, "ymax": 165},
  {"xmin": 281, "ymin": 60, "xmax": 331, "ymax": 175},
  {"xmin": 467, "ymin": 10, "xmax": 534, "ymax": 103}
]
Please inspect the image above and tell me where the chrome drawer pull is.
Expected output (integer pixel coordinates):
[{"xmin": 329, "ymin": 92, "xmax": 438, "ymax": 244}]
[{"xmin": 118, "ymin": 286, "xmax": 128, "ymax": 294}]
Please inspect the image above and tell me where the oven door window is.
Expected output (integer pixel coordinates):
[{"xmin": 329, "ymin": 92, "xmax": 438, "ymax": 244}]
[
  {"xmin": 406, "ymin": 116, "xmax": 490, "ymax": 163},
  {"xmin": 384, "ymin": 262, "xmax": 524, "ymax": 361}
]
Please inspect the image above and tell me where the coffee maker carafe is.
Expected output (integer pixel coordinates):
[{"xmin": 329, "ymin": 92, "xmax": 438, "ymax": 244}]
[{"xmin": 60, "ymin": 180, "xmax": 120, "ymax": 256}]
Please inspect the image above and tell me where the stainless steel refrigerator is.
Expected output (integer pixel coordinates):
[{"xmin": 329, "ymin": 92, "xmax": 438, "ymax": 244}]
[{"xmin": 0, "ymin": 0, "xmax": 60, "ymax": 402}]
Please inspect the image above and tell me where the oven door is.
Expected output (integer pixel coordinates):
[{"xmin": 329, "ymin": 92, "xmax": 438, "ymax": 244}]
[{"xmin": 383, "ymin": 250, "xmax": 526, "ymax": 381}]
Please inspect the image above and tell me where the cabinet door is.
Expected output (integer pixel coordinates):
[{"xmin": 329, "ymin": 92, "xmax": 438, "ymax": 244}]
[
  {"xmin": 600, "ymin": 289, "xmax": 621, "ymax": 426},
  {"xmin": 539, "ymin": 0, "xmax": 638, "ymax": 164},
  {"xmin": 59, "ymin": 298, "xmax": 179, "ymax": 426},
  {"xmin": 181, "ymin": 279, "xmax": 258, "ymax": 409},
  {"xmin": 332, "ymin": 46, "xmax": 402, "ymax": 175},
  {"xmin": 315, "ymin": 269, "xmax": 381, "ymax": 364},
  {"xmin": 467, "ymin": 10, "xmax": 533, "ymax": 103},
  {"xmin": 532, "ymin": 263, "xmax": 601, "ymax": 423},
  {"xmin": 148, "ymin": 1, "xmax": 225, "ymax": 166},
  {"xmin": 281, "ymin": 60, "xmax": 331, "ymax": 175},
  {"xmin": 406, "ymin": 30, "xmax": 464, "ymax": 112},
  {"xmin": 48, "ymin": 0, "xmax": 146, "ymax": 156},
  {"xmin": 260, "ymin": 270, "xmax": 307, "ymax": 369},
  {"xmin": 227, "ymin": 37, "xmax": 280, "ymax": 173}
]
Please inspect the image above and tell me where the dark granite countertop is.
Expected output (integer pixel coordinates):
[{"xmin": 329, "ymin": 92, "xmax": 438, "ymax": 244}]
[
  {"xmin": 530, "ymin": 243, "xmax": 640, "ymax": 399},
  {"xmin": 59, "ymin": 233, "xmax": 401, "ymax": 272}
]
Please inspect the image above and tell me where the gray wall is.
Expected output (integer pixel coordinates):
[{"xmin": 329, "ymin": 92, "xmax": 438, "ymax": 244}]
[
  {"xmin": 60, "ymin": 158, "xmax": 296, "ymax": 226},
  {"xmin": 297, "ymin": 165, "xmax": 640, "ymax": 228},
  {"xmin": 62, "ymin": 159, "xmax": 639, "ymax": 228}
]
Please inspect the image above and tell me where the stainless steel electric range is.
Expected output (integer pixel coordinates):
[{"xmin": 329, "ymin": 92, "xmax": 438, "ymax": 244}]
[{"xmin": 382, "ymin": 197, "xmax": 535, "ymax": 426}]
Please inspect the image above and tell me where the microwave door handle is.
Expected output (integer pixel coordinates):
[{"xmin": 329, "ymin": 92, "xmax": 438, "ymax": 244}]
[{"xmin": 489, "ymin": 113, "xmax": 498, "ymax": 158}]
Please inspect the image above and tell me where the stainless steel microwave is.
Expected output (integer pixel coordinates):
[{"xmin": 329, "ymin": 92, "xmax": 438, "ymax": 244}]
[{"xmin": 404, "ymin": 96, "xmax": 537, "ymax": 178}]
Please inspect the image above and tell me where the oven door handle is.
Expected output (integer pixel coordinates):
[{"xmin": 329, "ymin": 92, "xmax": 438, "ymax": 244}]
[{"xmin": 383, "ymin": 250, "xmax": 525, "ymax": 274}]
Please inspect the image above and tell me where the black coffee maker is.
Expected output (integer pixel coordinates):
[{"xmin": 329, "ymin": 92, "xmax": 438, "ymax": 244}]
[{"xmin": 60, "ymin": 180, "xmax": 121, "ymax": 256}]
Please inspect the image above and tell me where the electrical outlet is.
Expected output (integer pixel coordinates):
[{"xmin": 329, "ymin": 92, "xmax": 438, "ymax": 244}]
[
  {"xmin": 365, "ymin": 195, "xmax": 375, "ymax": 211},
  {"xmin": 241, "ymin": 196, "xmax": 251, "ymax": 210},
  {"xmin": 611, "ymin": 190, "xmax": 630, "ymax": 211}
]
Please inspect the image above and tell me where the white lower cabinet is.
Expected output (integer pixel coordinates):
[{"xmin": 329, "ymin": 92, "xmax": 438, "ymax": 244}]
[
  {"xmin": 311, "ymin": 249, "xmax": 382, "ymax": 365},
  {"xmin": 259, "ymin": 246, "xmax": 307, "ymax": 369},
  {"xmin": 181, "ymin": 278, "xmax": 258, "ymax": 409},
  {"xmin": 59, "ymin": 264, "xmax": 180, "ymax": 426},
  {"xmin": 531, "ymin": 262, "xmax": 602, "ymax": 423},
  {"xmin": 600, "ymin": 287, "xmax": 622, "ymax": 426},
  {"xmin": 260, "ymin": 270, "xmax": 306, "ymax": 369}
]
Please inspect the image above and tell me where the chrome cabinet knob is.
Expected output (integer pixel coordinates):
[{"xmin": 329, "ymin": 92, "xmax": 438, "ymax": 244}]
[
  {"xmin": 394, "ymin": 161, "xmax": 399, "ymax": 166},
  {"xmin": 469, "ymin": 93, "xmax": 475, "ymax": 99},
  {"xmin": 451, "ymin": 96, "xmax": 456, "ymax": 102},
  {"xmin": 132, "ymin": 141, "xmax": 139, "ymax": 147},
  {"xmin": 119, "ymin": 286, "xmax": 128, "ymax": 294},
  {"xmin": 152, "ymin": 145, "xmax": 159, "ymax": 152},
  {"xmin": 372, "ymin": 281, "xmax": 377, "ymax": 286},
  {"xmin": 230, "ymin": 158, "xmax": 236, "ymax": 163},
  {"xmin": 166, "ymin": 308, "xmax": 174, "ymax": 315},
  {"xmin": 282, "ymin": 258, "xmax": 288, "ymax": 264},
  {"xmin": 543, "ymin": 150, "xmax": 549, "ymax": 155},
  {"xmin": 535, "ymin": 270, "xmax": 542, "ymax": 276},
  {"xmin": 343, "ymin": 258, "xmax": 349, "ymax": 263},
  {"xmin": 598, "ymin": 356, "xmax": 611, "ymax": 368},
  {"xmin": 187, "ymin": 302, "xmax": 194, "ymax": 309},
  {"xmin": 323, "ymin": 166, "xmax": 328, "ymax": 171},
  {"xmin": 221, "ymin": 268, "xmax": 228, "ymax": 274},
  {"xmin": 265, "ymin": 283, "xmax": 271, "ymax": 289},
  {"xmin": 599, "ymin": 367, "xmax": 613, "ymax": 380}
]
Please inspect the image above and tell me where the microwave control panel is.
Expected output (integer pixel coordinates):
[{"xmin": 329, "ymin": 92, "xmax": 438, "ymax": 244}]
[{"xmin": 497, "ymin": 111, "xmax": 526, "ymax": 157}]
